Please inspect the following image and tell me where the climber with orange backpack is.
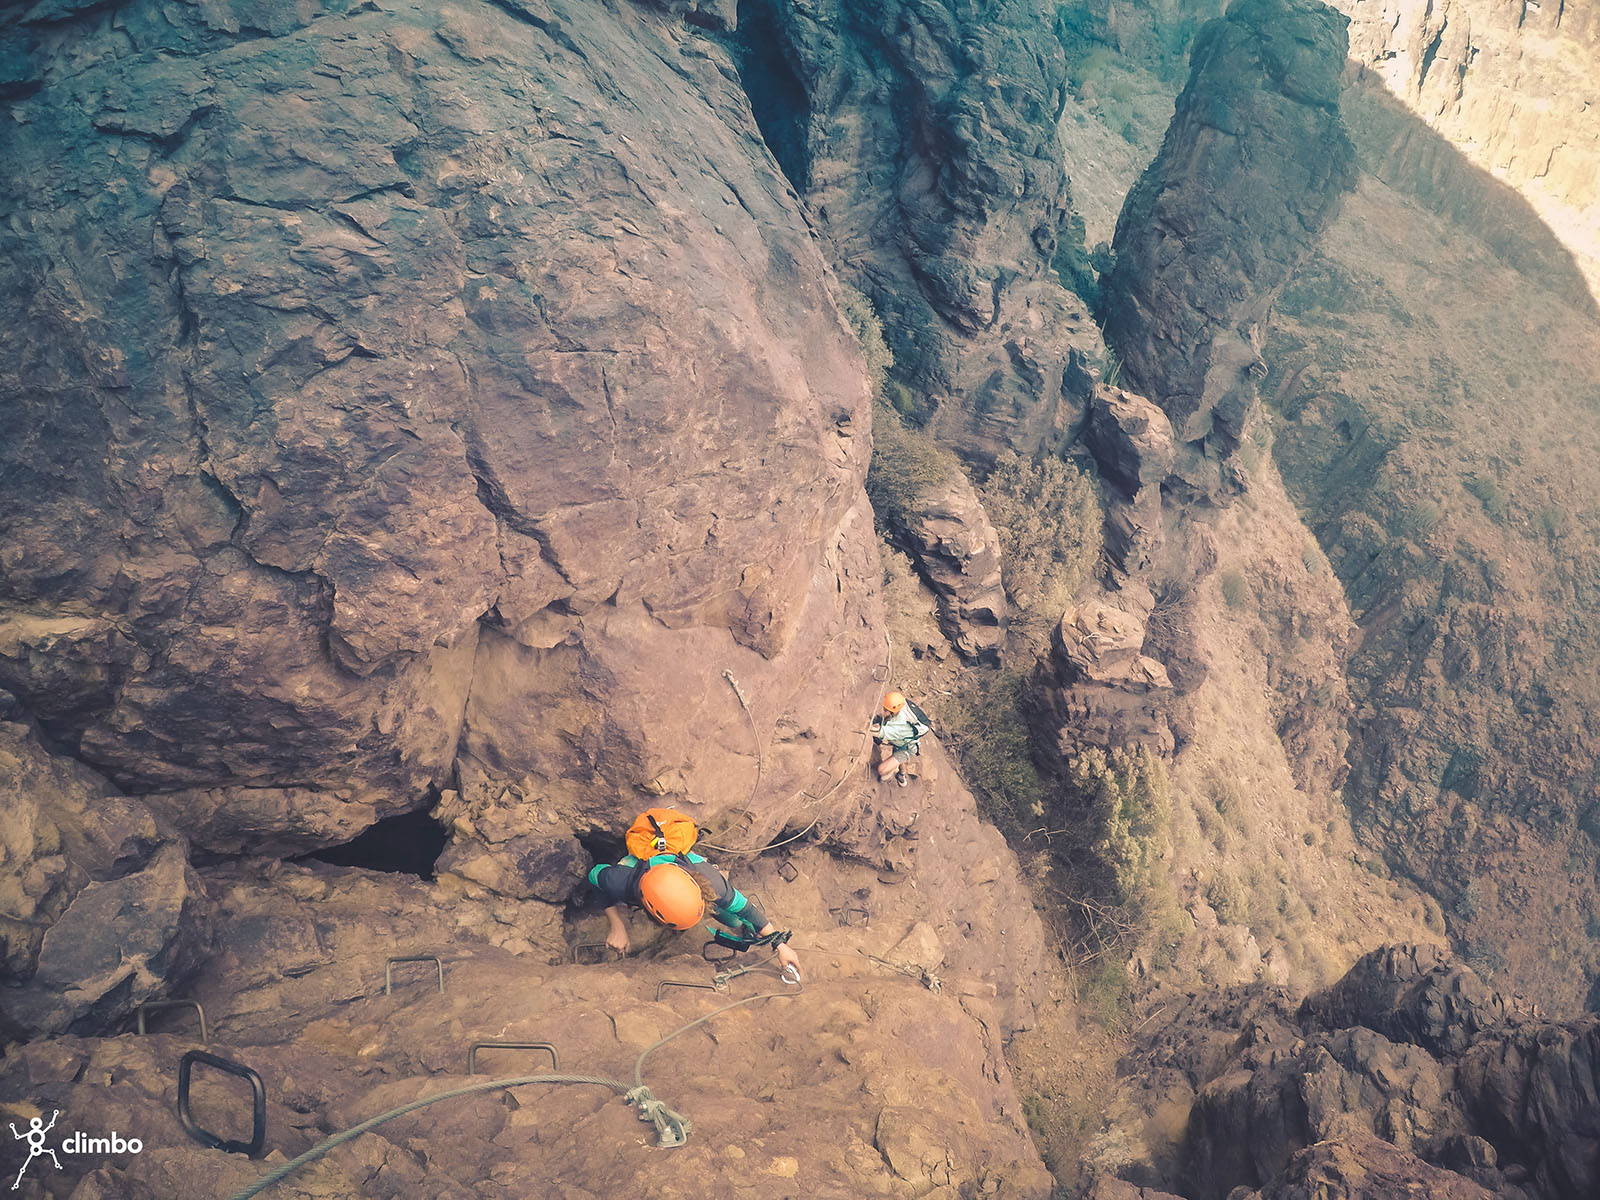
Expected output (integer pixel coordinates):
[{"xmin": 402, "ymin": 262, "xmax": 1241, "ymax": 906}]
[{"xmin": 586, "ymin": 807, "xmax": 802, "ymax": 979}]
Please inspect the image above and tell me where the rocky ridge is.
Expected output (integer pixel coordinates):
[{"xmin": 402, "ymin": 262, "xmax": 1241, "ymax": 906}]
[
  {"xmin": 1103, "ymin": 0, "xmax": 1357, "ymax": 500},
  {"xmin": 1088, "ymin": 944, "xmax": 1599, "ymax": 1200}
]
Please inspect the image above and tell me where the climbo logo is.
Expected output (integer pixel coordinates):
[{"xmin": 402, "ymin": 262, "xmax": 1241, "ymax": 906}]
[{"xmin": 8, "ymin": 1109, "xmax": 143, "ymax": 1190}]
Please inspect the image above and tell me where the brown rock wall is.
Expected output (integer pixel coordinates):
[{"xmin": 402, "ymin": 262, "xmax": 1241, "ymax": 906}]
[{"xmin": 0, "ymin": 0, "xmax": 881, "ymax": 862}]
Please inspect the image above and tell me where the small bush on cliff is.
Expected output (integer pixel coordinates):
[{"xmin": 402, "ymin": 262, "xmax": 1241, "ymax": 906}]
[
  {"xmin": 935, "ymin": 667, "xmax": 1046, "ymax": 835},
  {"xmin": 1065, "ymin": 746, "xmax": 1173, "ymax": 909},
  {"xmin": 1218, "ymin": 569, "xmax": 1249, "ymax": 611},
  {"xmin": 866, "ymin": 402, "xmax": 959, "ymax": 526},
  {"xmin": 836, "ymin": 281, "xmax": 894, "ymax": 400},
  {"xmin": 982, "ymin": 450, "xmax": 1103, "ymax": 646}
]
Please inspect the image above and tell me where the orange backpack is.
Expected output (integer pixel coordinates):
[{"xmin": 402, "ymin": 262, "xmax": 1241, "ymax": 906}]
[{"xmin": 625, "ymin": 807, "xmax": 699, "ymax": 859}]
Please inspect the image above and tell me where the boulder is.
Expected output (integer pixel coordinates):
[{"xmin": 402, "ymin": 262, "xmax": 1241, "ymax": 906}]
[
  {"xmin": 1030, "ymin": 603, "xmax": 1175, "ymax": 758},
  {"xmin": 0, "ymin": 0, "xmax": 883, "ymax": 868},
  {"xmin": 1099, "ymin": 946, "xmax": 1594, "ymax": 1200},
  {"xmin": 0, "ymin": 722, "xmax": 209, "ymax": 1040},
  {"xmin": 1256, "ymin": 1135, "xmax": 1498, "ymax": 1200},
  {"xmin": 1084, "ymin": 384, "xmax": 1176, "ymax": 574}
]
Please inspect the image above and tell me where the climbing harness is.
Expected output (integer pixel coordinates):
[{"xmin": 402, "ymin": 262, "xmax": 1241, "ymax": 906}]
[
  {"xmin": 858, "ymin": 949, "xmax": 942, "ymax": 994},
  {"xmin": 704, "ymin": 926, "xmax": 792, "ymax": 958},
  {"xmin": 225, "ymin": 982, "xmax": 803, "ymax": 1198}
]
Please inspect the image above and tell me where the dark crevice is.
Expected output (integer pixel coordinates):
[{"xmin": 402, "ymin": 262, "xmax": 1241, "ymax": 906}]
[
  {"xmin": 1417, "ymin": 25, "xmax": 1445, "ymax": 92},
  {"xmin": 300, "ymin": 804, "xmax": 448, "ymax": 878},
  {"xmin": 729, "ymin": 0, "xmax": 812, "ymax": 193}
]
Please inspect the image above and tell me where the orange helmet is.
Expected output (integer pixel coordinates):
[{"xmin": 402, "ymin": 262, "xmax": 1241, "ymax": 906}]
[
  {"xmin": 638, "ymin": 863, "xmax": 705, "ymax": 930},
  {"xmin": 882, "ymin": 691, "xmax": 906, "ymax": 714}
]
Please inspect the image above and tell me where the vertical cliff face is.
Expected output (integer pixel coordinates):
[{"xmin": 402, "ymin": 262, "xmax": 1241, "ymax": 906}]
[
  {"xmin": 1102, "ymin": 0, "xmax": 1357, "ymax": 499},
  {"xmin": 1332, "ymin": 0, "xmax": 1600, "ymax": 302},
  {"xmin": 736, "ymin": 0, "xmax": 1106, "ymax": 460},
  {"xmin": 0, "ymin": 0, "xmax": 880, "ymax": 860}
]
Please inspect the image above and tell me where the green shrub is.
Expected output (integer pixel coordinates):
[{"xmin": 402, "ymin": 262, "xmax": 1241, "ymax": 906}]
[
  {"xmin": 866, "ymin": 402, "xmax": 958, "ymax": 523},
  {"xmin": 1207, "ymin": 872, "xmax": 1247, "ymax": 924},
  {"xmin": 1538, "ymin": 504, "xmax": 1566, "ymax": 539},
  {"xmin": 836, "ymin": 281, "xmax": 893, "ymax": 401},
  {"xmin": 1064, "ymin": 746, "xmax": 1173, "ymax": 908},
  {"xmin": 1464, "ymin": 473, "xmax": 1509, "ymax": 520},
  {"xmin": 935, "ymin": 668, "xmax": 1046, "ymax": 834},
  {"xmin": 981, "ymin": 450, "xmax": 1103, "ymax": 645},
  {"xmin": 1402, "ymin": 499, "xmax": 1441, "ymax": 538}
]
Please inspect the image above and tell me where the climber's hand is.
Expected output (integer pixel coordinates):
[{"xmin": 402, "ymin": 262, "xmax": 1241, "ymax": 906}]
[{"xmin": 776, "ymin": 940, "xmax": 801, "ymax": 981}]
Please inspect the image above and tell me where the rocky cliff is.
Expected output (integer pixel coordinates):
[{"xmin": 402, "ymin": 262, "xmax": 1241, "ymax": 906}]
[
  {"xmin": 0, "ymin": 0, "xmax": 890, "ymax": 866},
  {"xmin": 1263, "ymin": 79, "xmax": 1600, "ymax": 1010},
  {"xmin": 1332, "ymin": 0, "xmax": 1600, "ymax": 302},
  {"xmin": 737, "ymin": 0, "xmax": 1107, "ymax": 461},
  {"xmin": 1102, "ymin": 0, "xmax": 1357, "ymax": 499},
  {"xmin": 1088, "ymin": 944, "xmax": 1600, "ymax": 1199}
]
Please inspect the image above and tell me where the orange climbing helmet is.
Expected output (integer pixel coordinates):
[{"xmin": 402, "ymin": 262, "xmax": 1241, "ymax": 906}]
[
  {"xmin": 882, "ymin": 691, "xmax": 907, "ymax": 714},
  {"xmin": 638, "ymin": 862, "xmax": 705, "ymax": 930}
]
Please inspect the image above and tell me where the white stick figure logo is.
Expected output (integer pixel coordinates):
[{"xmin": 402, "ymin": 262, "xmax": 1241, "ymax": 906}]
[{"xmin": 9, "ymin": 1111, "xmax": 61, "ymax": 1190}]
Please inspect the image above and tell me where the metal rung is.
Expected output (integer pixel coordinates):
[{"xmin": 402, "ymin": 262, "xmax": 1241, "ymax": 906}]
[
  {"xmin": 872, "ymin": 664, "xmax": 890, "ymax": 682},
  {"xmin": 177, "ymin": 1050, "xmax": 266, "ymax": 1158},
  {"xmin": 830, "ymin": 903, "xmax": 870, "ymax": 927},
  {"xmin": 136, "ymin": 999, "xmax": 208, "ymax": 1043},
  {"xmin": 802, "ymin": 767, "xmax": 833, "ymax": 798},
  {"xmin": 656, "ymin": 978, "xmax": 718, "ymax": 1001},
  {"xmin": 573, "ymin": 942, "xmax": 623, "ymax": 965},
  {"xmin": 385, "ymin": 955, "xmax": 444, "ymax": 995},
  {"xmin": 467, "ymin": 1042, "xmax": 559, "ymax": 1075},
  {"xmin": 777, "ymin": 858, "xmax": 799, "ymax": 883}
]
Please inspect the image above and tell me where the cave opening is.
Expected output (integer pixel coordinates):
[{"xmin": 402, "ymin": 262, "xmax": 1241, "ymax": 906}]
[
  {"xmin": 731, "ymin": 0, "xmax": 812, "ymax": 193},
  {"xmin": 302, "ymin": 806, "xmax": 449, "ymax": 879},
  {"xmin": 575, "ymin": 828, "xmax": 626, "ymax": 868}
]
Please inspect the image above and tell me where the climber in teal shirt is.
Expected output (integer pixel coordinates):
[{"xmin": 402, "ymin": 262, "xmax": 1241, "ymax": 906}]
[{"xmin": 588, "ymin": 850, "xmax": 801, "ymax": 978}]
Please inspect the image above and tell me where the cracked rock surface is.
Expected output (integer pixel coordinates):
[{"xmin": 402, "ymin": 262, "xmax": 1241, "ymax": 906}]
[{"xmin": 0, "ymin": 0, "xmax": 882, "ymax": 865}]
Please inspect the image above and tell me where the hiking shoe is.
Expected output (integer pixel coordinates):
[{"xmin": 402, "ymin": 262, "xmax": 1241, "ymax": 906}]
[{"xmin": 895, "ymin": 771, "xmax": 909, "ymax": 787}]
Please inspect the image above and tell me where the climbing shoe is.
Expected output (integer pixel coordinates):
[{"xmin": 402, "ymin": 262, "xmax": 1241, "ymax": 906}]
[{"xmin": 895, "ymin": 771, "xmax": 908, "ymax": 787}]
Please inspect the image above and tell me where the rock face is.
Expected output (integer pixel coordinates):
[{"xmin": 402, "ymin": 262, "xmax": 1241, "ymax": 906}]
[
  {"xmin": 0, "ymin": 0, "xmax": 881, "ymax": 867},
  {"xmin": 1103, "ymin": 0, "xmax": 1357, "ymax": 497},
  {"xmin": 1332, "ymin": 0, "xmax": 1600, "ymax": 300},
  {"xmin": 739, "ymin": 0, "xmax": 1105, "ymax": 460},
  {"xmin": 891, "ymin": 467, "xmax": 1007, "ymax": 665},
  {"xmin": 1030, "ymin": 602, "xmax": 1175, "ymax": 759},
  {"xmin": 1261, "ymin": 54, "xmax": 1600, "ymax": 1009},
  {"xmin": 0, "ymin": 721, "xmax": 208, "ymax": 1041},
  {"xmin": 1089, "ymin": 944, "xmax": 1600, "ymax": 1200}
]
